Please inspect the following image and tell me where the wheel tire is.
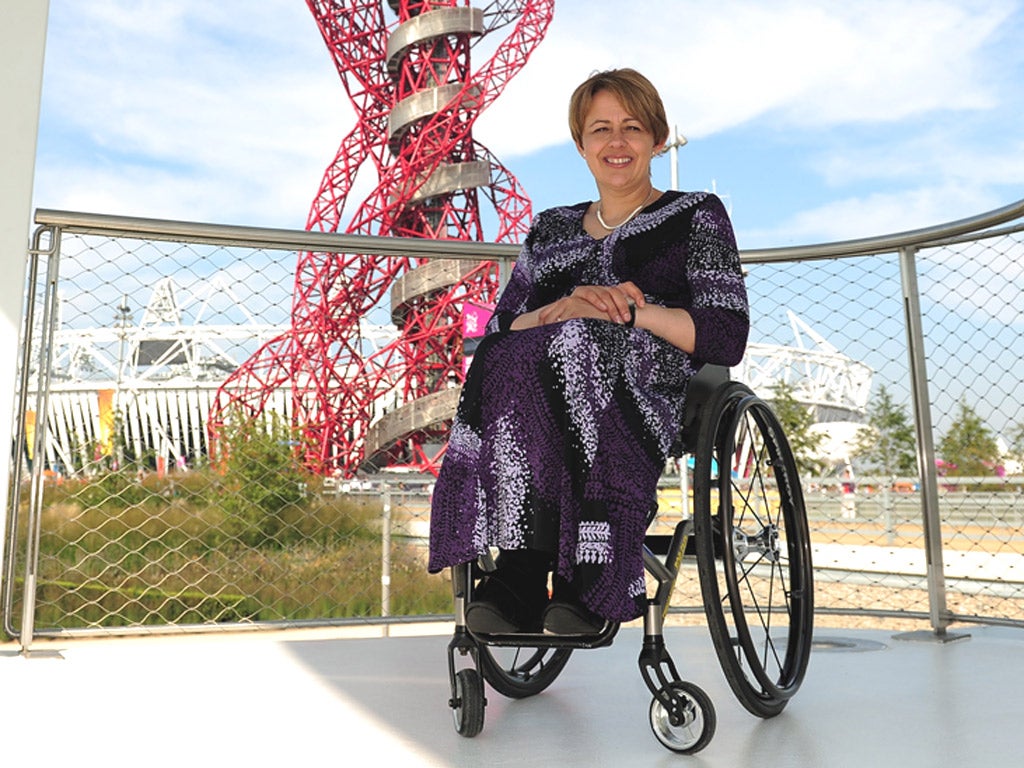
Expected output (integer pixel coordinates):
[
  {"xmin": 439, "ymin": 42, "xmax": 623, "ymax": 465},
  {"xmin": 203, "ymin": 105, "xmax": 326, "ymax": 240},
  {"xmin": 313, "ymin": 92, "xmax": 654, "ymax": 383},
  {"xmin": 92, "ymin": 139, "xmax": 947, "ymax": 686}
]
[
  {"xmin": 452, "ymin": 668, "xmax": 485, "ymax": 737},
  {"xmin": 693, "ymin": 383, "xmax": 815, "ymax": 719},
  {"xmin": 478, "ymin": 645, "xmax": 572, "ymax": 699},
  {"xmin": 648, "ymin": 681, "xmax": 717, "ymax": 754}
]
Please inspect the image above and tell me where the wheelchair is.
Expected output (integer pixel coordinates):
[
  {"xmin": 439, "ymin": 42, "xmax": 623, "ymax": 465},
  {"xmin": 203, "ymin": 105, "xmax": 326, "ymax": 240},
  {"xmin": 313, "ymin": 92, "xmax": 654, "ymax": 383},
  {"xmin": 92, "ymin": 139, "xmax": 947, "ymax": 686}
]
[{"xmin": 444, "ymin": 365, "xmax": 815, "ymax": 754}]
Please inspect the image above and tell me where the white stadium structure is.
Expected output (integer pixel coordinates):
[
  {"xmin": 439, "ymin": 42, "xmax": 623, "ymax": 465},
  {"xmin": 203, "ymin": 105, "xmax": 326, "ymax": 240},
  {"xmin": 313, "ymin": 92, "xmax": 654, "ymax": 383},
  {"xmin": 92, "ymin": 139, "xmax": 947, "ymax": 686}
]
[{"xmin": 26, "ymin": 279, "xmax": 872, "ymax": 477}]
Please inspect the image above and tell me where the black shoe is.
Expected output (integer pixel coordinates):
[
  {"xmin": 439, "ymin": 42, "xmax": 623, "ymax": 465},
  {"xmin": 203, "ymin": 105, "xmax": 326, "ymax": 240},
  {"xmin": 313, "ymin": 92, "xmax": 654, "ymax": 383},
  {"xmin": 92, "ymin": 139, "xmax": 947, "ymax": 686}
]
[
  {"xmin": 465, "ymin": 551, "xmax": 549, "ymax": 634},
  {"xmin": 542, "ymin": 600, "xmax": 607, "ymax": 635},
  {"xmin": 465, "ymin": 599, "xmax": 522, "ymax": 634},
  {"xmin": 544, "ymin": 574, "xmax": 608, "ymax": 635}
]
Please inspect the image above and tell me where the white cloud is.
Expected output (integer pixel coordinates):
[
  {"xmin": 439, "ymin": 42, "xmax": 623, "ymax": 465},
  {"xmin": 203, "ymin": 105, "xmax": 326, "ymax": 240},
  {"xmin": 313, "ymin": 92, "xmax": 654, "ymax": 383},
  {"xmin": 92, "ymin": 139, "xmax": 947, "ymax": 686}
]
[
  {"xmin": 36, "ymin": 0, "xmax": 351, "ymax": 226},
  {"xmin": 815, "ymin": 130, "xmax": 1024, "ymax": 189},
  {"xmin": 476, "ymin": 0, "xmax": 1013, "ymax": 154},
  {"xmin": 743, "ymin": 184, "xmax": 1007, "ymax": 246},
  {"xmin": 33, "ymin": 0, "xmax": 1021, "ymax": 238}
]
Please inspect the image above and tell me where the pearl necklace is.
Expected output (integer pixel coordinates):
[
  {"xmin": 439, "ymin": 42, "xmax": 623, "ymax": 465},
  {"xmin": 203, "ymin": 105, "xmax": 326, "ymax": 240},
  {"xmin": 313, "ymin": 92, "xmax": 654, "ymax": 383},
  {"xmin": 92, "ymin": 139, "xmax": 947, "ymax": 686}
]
[{"xmin": 595, "ymin": 188, "xmax": 656, "ymax": 231}]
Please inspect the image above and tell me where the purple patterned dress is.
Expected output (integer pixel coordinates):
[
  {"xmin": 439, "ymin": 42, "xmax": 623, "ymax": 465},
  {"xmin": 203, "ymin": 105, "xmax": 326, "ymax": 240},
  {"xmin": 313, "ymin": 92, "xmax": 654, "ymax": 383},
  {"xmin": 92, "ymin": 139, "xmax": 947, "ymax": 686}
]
[{"xmin": 428, "ymin": 191, "xmax": 749, "ymax": 622}]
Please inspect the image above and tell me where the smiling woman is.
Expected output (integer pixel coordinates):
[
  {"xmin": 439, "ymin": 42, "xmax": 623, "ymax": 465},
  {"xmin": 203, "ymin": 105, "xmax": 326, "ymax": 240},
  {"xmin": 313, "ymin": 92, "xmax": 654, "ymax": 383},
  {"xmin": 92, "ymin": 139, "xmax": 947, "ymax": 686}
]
[{"xmin": 428, "ymin": 68, "xmax": 749, "ymax": 634}]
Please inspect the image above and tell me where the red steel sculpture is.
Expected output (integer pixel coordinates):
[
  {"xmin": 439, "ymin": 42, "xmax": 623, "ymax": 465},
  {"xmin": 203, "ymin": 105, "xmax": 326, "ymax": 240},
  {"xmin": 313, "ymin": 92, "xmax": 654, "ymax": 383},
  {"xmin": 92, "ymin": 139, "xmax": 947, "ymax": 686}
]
[{"xmin": 209, "ymin": 0, "xmax": 553, "ymax": 476}]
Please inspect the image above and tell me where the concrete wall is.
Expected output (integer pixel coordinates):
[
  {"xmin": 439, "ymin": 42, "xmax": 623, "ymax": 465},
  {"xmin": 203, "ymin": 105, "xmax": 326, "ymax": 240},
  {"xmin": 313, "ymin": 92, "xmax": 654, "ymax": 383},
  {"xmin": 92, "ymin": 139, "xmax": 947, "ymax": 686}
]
[{"xmin": 0, "ymin": 3, "xmax": 50, "ymax": 593}]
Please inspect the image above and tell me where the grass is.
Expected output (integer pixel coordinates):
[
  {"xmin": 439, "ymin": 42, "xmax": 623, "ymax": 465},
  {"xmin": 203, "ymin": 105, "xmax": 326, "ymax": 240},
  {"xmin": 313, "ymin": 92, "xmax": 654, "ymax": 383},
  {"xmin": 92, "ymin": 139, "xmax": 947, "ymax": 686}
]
[{"xmin": 4, "ymin": 467, "xmax": 451, "ymax": 638}]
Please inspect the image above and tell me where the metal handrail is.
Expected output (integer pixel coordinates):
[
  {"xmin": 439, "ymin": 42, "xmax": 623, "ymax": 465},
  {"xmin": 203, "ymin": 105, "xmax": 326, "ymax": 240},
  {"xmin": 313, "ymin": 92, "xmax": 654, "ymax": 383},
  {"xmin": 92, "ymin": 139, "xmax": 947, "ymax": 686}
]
[
  {"xmin": 35, "ymin": 196, "xmax": 1024, "ymax": 263},
  {"xmin": 741, "ymin": 197, "xmax": 1024, "ymax": 262},
  {"xmin": 33, "ymin": 208, "xmax": 522, "ymax": 259}
]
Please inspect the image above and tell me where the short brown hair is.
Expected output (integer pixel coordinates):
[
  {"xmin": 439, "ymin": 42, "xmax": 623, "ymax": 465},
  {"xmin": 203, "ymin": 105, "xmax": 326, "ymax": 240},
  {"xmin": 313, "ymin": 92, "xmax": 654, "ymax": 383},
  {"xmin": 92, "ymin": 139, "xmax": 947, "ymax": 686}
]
[{"xmin": 568, "ymin": 68, "xmax": 669, "ymax": 149}]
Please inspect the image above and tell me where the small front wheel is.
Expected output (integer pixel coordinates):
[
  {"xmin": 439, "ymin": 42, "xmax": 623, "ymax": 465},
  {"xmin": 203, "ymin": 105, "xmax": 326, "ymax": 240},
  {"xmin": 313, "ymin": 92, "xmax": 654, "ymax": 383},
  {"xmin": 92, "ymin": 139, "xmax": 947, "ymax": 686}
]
[
  {"xmin": 452, "ymin": 668, "xmax": 485, "ymax": 737},
  {"xmin": 648, "ymin": 681, "xmax": 716, "ymax": 754}
]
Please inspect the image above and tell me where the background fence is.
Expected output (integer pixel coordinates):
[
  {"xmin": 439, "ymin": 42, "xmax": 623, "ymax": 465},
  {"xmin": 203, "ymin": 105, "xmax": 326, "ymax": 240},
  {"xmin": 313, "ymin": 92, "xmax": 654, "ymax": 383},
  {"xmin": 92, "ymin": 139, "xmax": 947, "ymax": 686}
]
[{"xmin": 4, "ymin": 201, "xmax": 1024, "ymax": 648}]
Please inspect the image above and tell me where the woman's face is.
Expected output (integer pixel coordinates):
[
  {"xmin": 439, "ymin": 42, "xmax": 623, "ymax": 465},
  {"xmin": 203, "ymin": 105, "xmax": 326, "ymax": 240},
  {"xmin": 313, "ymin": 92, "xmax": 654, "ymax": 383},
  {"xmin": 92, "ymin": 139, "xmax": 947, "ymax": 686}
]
[{"xmin": 577, "ymin": 89, "xmax": 663, "ymax": 195}]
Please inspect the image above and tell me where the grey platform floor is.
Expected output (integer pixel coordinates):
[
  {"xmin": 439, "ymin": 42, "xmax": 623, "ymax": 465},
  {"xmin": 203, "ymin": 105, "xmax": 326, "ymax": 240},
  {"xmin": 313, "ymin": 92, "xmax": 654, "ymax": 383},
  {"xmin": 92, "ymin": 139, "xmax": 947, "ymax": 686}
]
[{"xmin": 2, "ymin": 621, "xmax": 1021, "ymax": 767}]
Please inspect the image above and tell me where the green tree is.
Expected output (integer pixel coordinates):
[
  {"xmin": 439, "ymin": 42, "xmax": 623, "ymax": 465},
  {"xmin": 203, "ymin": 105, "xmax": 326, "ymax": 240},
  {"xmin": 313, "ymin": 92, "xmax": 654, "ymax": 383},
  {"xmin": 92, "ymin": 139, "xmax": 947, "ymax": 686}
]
[
  {"xmin": 853, "ymin": 385, "xmax": 917, "ymax": 477},
  {"xmin": 938, "ymin": 400, "xmax": 1000, "ymax": 477},
  {"xmin": 220, "ymin": 413, "xmax": 310, "ymax": 547},
  {"xmin": 769, "ymin": 380, "xmax": 825, "ymax": 476},
  {"xmin": 1009, "ymin": 421, "xmax": 1024, "ymax": 463}
]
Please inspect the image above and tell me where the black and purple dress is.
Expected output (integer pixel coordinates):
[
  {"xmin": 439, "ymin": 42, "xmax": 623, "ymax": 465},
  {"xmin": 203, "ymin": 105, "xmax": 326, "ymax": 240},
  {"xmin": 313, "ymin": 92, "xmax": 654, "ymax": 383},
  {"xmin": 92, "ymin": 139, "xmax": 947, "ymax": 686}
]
[{"xmin": 428, "ymin": 190, "xmax": 749, "ymax": 622}]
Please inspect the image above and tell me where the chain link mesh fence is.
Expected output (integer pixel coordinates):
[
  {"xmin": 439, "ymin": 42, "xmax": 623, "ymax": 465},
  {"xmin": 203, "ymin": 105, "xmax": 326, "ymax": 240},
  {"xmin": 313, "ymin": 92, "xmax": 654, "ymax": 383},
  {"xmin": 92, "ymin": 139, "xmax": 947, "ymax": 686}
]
[
  {"xmin": 736, "ymin": 226, "xmax": 1024, "ymax": 627},
  {"xmin": 4, "ymin": 207, "xmax": 1023, "ymax": 642}
]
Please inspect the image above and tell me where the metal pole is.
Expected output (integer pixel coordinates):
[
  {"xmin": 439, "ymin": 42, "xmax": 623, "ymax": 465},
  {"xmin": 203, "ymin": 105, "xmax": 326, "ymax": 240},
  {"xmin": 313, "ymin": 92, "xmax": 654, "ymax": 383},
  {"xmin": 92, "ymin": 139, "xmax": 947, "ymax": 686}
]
[
  {"xmin": 114, "ymin": 294, "xmax": 130, "ymax": 470},
  {"xmin": 883, "ymin": 478, "xmax": 895, "ymax": 546},
  {"xmin": 2, "ymin": 226, "xmax": 51, "ymax": 634},
  {"xmin": 381, "ymin": 481, "xmax": 392, "ymax": 634},
  {"xmin": 19, "ymin": 228, "xmax": 64, "ymax": 653},
  {"xmin": 898, "ymin": 245, "xmax": 960, "ymax": 639},
  {"xmin": 680, "ymin": 456, "xmax": 689, "ymax": 518},
  {"xmin": 666, "ymin": 126, "xmax": 687, "ymax": 191}
]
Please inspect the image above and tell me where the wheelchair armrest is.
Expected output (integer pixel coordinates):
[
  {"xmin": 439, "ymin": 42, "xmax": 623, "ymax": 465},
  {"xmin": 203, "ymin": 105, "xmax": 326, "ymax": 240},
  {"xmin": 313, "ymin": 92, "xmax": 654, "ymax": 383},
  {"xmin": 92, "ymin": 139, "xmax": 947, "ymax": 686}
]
[{"xmin": 672, "ymin": 364, "xmax": 730, "ymax": 456}]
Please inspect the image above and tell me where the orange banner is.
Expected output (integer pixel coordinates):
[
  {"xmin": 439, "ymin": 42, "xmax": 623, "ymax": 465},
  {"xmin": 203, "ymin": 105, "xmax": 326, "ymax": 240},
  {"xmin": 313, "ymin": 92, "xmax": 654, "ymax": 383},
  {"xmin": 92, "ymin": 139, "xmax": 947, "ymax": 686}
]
[
  {"xmin": 97, "ymin": 389, "xmax": 115, "ymax": 456},
  {"xmin": 25, "ymin": 410, "xmax": 36, "ymax": 461}
]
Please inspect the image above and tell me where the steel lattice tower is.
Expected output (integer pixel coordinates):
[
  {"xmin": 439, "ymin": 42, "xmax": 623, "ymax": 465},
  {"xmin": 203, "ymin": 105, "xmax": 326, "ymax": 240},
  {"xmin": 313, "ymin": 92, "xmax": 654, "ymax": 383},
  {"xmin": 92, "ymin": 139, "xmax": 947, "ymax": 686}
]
[{"xmin": 209, "ymin": 0, "xmax": 553, "ymax": 475}]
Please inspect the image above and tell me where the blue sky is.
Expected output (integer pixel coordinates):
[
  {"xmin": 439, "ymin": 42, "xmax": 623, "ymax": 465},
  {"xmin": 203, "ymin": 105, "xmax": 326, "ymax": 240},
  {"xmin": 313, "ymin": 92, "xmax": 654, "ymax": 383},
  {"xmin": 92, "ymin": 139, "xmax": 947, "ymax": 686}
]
[
  {"xmin": 33, "ymin": 0, "xmax": 1024, "ymax": 248},
  {"xmin": 29, "ymin": 1, "xmax": 1024, "ymax": 440}
]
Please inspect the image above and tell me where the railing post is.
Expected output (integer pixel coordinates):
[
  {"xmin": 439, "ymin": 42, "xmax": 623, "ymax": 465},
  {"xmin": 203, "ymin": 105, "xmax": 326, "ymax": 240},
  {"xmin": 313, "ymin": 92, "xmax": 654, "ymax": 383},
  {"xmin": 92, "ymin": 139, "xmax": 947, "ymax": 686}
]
[
  {"xmin": 3, "ymin": 226, "xmax": 52, "ymax": 639},
  {"xmin": 381, "ymin": 480, "xmax": 392, "ymax": 635},
  {"xmin": 17, "ymin": 226, "xmax": 64, "ymax": 654},
  {"xmin": 497, "ymin": 253, "xmax": 514, "ymax": 293},
  {"xmin": 897, "ymin": 245, "xmax": 965, "ymax": 641}
]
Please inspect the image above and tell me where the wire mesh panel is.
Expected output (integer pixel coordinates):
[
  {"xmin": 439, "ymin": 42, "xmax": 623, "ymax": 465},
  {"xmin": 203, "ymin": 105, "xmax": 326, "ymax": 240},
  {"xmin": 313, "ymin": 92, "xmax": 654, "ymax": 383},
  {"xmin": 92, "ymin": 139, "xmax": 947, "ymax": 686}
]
[
  {"xmin": 915, "ymin": 229, "xmax": 1024, "ymax": 623},
  {"xmin": 4, "ymin": 229, "xmax": 450, "ymax": 637},
  {"xmin": 744, "ymin": 253, "xmax": 934, "ymax": 621},
  {"xmin": 4, "ymin": 209, "xmax": 1024, "ymax": 642},
  {"xmin": 723, "ymin": 228, "xmax": 1021, "ymax": 627}
]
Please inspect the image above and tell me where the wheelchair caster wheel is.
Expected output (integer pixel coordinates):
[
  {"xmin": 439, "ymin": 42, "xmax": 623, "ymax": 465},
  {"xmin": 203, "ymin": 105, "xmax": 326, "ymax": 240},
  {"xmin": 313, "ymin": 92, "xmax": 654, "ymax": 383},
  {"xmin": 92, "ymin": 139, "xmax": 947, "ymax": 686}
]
[
  {"xmin": 452, "ymin": 668, "xmax": 485, "ymax": 737},
  {"xmin": 649, "ymin": 681, "xmax": 716, "ymax": 754}
]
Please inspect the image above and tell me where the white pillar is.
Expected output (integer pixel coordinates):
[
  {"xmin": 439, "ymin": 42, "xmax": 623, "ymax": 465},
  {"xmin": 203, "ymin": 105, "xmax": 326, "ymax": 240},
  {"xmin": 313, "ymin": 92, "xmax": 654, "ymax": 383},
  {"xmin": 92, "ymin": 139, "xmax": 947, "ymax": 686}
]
[{"xmin": 0, "ymin": 4, "xmax": 50, "ymax": 588}]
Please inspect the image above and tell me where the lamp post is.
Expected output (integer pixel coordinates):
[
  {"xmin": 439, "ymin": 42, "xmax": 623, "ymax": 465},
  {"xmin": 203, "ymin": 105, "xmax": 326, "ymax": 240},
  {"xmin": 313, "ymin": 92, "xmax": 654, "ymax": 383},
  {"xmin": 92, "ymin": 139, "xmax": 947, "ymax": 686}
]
[{"xmin": 665, "ymin": 126, "xmax": 688, "ymax": 190}]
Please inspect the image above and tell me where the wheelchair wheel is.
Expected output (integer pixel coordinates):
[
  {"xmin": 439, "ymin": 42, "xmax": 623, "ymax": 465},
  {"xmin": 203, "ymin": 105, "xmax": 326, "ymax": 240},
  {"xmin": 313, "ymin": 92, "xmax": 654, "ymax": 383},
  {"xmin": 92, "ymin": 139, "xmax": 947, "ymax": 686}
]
[
  {"xmin": 453, "ymin": 668, "xmax": 485, "ymax": 737},
  {"xmin": 478, "ymin": 644, "xmax": 573, "ymax": 699},
  {"xmin": 648, "ymin": 681, "xmax": 716, "ymax": 754},
  {"xmin": 693, "ymin": 382, "xmax": 814, "ymax": 719}
]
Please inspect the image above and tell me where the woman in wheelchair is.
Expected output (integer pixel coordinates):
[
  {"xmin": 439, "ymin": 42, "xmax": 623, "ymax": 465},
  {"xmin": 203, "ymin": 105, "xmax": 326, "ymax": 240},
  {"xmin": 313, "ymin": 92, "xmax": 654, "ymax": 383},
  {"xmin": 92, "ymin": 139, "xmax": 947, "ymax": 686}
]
[{"xmin": 427, "ymin": 68, "xmax": 749, "ymax": 638}]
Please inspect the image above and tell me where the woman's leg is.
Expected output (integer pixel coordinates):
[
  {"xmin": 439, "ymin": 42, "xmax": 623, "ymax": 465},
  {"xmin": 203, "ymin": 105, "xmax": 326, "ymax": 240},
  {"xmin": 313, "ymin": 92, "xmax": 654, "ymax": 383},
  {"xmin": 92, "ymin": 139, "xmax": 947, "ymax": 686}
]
[{"xmin": 465, "ymin": 548, "xmax": 551, "ymax": 633}]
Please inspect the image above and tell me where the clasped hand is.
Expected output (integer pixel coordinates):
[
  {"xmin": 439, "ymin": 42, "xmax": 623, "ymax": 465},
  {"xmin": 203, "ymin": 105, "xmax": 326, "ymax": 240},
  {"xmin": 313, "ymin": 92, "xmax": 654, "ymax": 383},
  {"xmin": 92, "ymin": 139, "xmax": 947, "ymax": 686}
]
[{"xmin": 536, "ymin": 282, "xmax": 645, "ymax": 326}]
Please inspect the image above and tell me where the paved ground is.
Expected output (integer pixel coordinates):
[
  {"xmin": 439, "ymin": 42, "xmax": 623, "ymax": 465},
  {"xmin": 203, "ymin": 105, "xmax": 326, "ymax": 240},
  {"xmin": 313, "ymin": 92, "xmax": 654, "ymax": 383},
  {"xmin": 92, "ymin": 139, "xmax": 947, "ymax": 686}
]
[{"xmin": 2, "ymin": 621, "xmax": 1021, "ymax": 767}]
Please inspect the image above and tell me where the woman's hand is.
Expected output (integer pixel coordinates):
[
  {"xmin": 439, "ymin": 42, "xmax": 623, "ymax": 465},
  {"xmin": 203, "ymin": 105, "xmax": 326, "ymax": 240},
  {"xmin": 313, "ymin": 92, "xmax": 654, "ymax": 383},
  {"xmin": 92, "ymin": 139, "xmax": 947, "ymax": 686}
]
[
  {"xmin": 535, "ymin": 282, "xmax": 644, "ymax": 326},
  {"xmin": 508, "ymin": 281, "xmax": 697, "ymax": 354},
  {"xmin": 567, "ymin": 282, "xmax": 646, "ymax": 324},
  {"xmin": 534, "ymin": 295, "xmax": 600, "ymax": 325},
  {"xmin": 510, "ymin": 282, "xmax": 649, "ymax": 330}
]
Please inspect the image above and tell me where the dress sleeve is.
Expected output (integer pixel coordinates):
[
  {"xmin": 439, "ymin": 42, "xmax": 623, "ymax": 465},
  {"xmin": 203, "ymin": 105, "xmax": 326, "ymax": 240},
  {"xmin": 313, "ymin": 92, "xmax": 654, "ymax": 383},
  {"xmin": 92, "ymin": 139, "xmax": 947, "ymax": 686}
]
[
  {"xmin": 485, "ymin": 225, "xmax": 539, "ymax": 335},
  {"xmin": 686, "ymin": 194, "xmax": 750, "ymax": 366}
]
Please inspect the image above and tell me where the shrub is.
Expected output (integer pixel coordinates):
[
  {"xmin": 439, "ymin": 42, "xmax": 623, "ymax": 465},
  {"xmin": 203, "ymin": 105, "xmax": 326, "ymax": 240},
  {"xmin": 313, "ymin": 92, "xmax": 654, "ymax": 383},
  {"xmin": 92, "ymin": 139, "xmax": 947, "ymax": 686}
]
[{"xmin": 217, "ymin": 413, "xmax": 312, "ymax": 548}]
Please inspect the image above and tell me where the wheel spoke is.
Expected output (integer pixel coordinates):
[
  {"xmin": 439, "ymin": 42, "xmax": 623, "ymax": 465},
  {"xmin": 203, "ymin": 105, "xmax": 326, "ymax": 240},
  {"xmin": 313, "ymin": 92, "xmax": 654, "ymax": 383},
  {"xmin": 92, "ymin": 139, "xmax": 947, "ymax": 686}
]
[
  {"xmin": 694, "ymin": 383, "xmax": 814, "ymax": 718},
  {"xmin": 478, "ymin": 644, "xmax": 573, "ymax": 699}
]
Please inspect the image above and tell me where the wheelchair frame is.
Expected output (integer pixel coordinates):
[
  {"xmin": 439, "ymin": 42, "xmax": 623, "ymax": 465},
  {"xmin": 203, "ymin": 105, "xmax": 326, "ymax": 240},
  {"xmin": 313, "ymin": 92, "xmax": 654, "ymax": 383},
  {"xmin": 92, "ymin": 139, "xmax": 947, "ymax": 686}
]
[{"xmin": 444, "ymin": 366, "xmax": 815, "ymax": 754}]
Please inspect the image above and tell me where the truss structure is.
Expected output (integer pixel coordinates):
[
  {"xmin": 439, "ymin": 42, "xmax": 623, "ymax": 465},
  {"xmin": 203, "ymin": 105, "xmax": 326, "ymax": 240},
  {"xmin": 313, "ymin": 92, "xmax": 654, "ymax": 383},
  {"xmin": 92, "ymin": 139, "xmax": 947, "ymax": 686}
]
[
  {"xmin": 36, "ymin": 272, "xmax": 871, "ymax": 479},
  {"xmin": 207, "ymin": 0, "xmax": 554, "ymax": 477},
  {"xmin": 738, "ymin": 311, "xmax": 873, "ymax": 422}
]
